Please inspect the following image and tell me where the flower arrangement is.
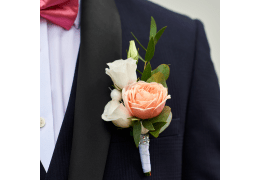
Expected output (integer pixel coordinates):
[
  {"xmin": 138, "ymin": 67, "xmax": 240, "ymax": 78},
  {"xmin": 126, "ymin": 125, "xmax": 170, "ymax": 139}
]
[{"xmin": 102, "ymin": 17, "xmax": 172, "ymax": 176}]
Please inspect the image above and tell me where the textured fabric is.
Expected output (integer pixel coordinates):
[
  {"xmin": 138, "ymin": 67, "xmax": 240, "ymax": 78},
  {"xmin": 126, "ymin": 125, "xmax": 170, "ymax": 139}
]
[
  {"xmin": 40, "ymin": 0, "xmax": 220, "ymax": 179},
  {"xmin": 40, "ymin": 162, "xmax": 46, "ymax": 180},
  {"xmin": 103, "ymin": 0, "xmax": 220, "ymax": 179},
  {"xmin": 40, "ymin": 18, "xmax": 55, "ymax": 171},
  {"xmin": 41, "ymin": 57, "xmax": 79, "ymax": 180},
  {"xmin": 68, "ymin": 0, "xmax": 122, "ymax": 179},
  {"xmin": 40, "ymin": 0, "xmax": 80, "ymax": 171},
  {"xmin": 47, "ymin": 19, "xmax": 80, "ymax": 142},
  {"xmin": 40, "ymin": 0, "xmax": 79, "ymax": 30},
  {"xmin": 181, "ymin": 20, "xmax": 220, "ymax": 180}
]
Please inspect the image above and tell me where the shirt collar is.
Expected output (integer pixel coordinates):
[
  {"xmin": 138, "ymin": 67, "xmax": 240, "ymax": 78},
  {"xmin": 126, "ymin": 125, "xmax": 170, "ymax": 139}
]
[{"xmin": 74, "ymin": 0, "xmax": 81, "ymax": 29}]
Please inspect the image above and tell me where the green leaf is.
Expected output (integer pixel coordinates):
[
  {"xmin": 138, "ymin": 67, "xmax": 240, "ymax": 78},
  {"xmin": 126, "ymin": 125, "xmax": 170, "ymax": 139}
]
[
  {"xmin": 149, "ymin": 110, "xmax": 172, "ymax": 138},
  {"xmin": 145, "ymin": 37, "xmax": 155, "ymax": 62},
  {"xmin": 154, "ymin": 26, "xmax": 167, "ymax": 45},
  {"xmin": 131, "ymin": 32, "xmax": 147, "ymax": 51},
  {"xmin": 152, "ymin": 64, "xmax": 170, "ymax": 80},
  {"xmin": 146, "ymin": 71, "xmax": 167, "ymax": 88},
  {"xmin": 142, "ymin": 120, "xmax": 155, "ymax": 131},
  {"xmin": 150, "ymin": 106, "xmax": 171, "ymax": 124},
  {"xmin": 149, "ymin": 122, "xmax": 167, "ymax": 138},
  {"xmin": 149, "ymin": 17, "xmax": 157, "ymax": 40},
  {"xmin": 159, "ymin": 112, "xmax": 172, "ymax": 134},
  {"xmin": 141, "ymin": 62, "xmax": 152, "ymax": 81},
  {"xmin": 133, "ymin": 121, "xmax": 142, "ymax": 147}
]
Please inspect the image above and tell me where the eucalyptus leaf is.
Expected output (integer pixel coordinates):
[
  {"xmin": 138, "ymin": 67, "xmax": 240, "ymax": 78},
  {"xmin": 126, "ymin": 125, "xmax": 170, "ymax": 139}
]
[
  {"xmin": 150, "ymin": 106, "xmax": 171, "ymax": 124},
  {"xmin": 131, "ymin": 32, "xmax": 147, "ymax": 51},
  {"xmin": 141, "ymin": 62, "xmax": 152, "ymax": 81},
  {"xmin": 152, "ymin": 64, "xmax": 170, "ymax": 80},
  {"xmin": 159, "ymin": 112, "xmax": 172, "ymax": 134},
  {"xmin": 146, "ymin": 71, "xmax": 167, "ymax": 88},
  {"xmin": 149, "ymin": 17, "xmax": 157, "ymax": 40},
  {"xmin": 145, "ymin": 37, "xmax": 155, "ymax": 62},
  {"xmin": 154, "ymin": 26, "xmax": 167, "ymax": 45},
  {"xmin": 149, "ymin": 122, "xmax": 167, "ymax": 138},
  {"xmin": 142, "ymin": 120, "xmax": 155, "ymax": 131},
  {"xmin": 133, "ymin": 121, "xmax": 142, "ymax": 147}
]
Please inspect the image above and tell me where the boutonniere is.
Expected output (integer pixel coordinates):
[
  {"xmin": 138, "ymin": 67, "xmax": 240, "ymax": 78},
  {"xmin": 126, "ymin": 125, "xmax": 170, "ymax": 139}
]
[{"xmin": 102, "ymin": 17, "xmax": 171, "ymax": 177}]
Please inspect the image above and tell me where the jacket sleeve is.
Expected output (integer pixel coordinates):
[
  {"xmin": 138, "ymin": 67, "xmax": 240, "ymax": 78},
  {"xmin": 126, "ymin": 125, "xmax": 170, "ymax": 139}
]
[{"xmin": 182, "ymin": 20, "xmax": 220, "ymax": 180}]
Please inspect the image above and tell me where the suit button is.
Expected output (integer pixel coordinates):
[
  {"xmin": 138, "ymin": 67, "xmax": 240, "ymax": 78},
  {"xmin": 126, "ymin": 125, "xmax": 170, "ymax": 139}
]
[{"xmin": 40, "ymin": 117, "xmax": 46, "ymax": 128}]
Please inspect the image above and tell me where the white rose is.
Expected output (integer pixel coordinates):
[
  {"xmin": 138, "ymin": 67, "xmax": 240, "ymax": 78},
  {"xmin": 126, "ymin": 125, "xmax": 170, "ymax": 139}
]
[
  {"xmin": 101, "ymin": 100, "xmax": 132, "ymax": 128},
  {"xmin": 105, "ymin": 58, "xmax": 137, "ymax": 90}
]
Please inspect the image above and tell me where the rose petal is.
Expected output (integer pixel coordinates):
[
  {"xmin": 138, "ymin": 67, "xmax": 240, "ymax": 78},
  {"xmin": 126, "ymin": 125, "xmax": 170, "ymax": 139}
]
[
  {"xmin": 145, "ymin": 98, "xmax": 158, "ymax": 109},
  {"xmin": 102, "ymin": 100, "xmax": 121, "ymax": 121},
  {"xmin": 151, "ymin": 95, "xmax": 171, "ymax": 117},
  {"xmin": 151, "ymin": 101, "xmax": 166, "ymax": 118},
  {"xmin": 129, "ymin": 101, "xmax": 144, "ymax": 109},
  {"xmin": 157, "ymin": 91, "xmax": 163, "ymax": 104},
  {"xmin": 110, "ymin": 104, "xmax": 132, "ymax": 128},
  {"xmin": 134, "ymin": 100, "xmax": 152, "ymax": 108},
  {"xmin": 122, "ymin": 81, "xmax": 171, "ymax": 120},
  {"xmin": 122, "ymin": 88, "xmax": 133, "ymax": 116},
  {"xmin": 137, "ymin": 90, "xmax": 153, "ymax": 100},
  {"xmin": 105, "ymin": 58, "xmax": 137, "ymax": 89},
  {"xmin": 131, "ymin": 107, "xmax": 154, "ymax": 119}
]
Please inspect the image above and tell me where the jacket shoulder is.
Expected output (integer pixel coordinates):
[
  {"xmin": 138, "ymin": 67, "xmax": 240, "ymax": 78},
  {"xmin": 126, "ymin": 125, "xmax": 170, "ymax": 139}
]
[{"xmin": 115, "ymin": 0, "xmax": 197, "ymax": 36}]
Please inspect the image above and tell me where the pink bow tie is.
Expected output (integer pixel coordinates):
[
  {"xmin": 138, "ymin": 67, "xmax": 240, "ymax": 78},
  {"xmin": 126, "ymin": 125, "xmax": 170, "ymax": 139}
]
[{"xmin": 40, "ymin": 0, "xmax": 79, "ymax": 30}]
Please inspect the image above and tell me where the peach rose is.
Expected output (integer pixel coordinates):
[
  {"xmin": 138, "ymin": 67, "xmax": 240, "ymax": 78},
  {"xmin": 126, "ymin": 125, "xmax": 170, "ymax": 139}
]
[{"xmin": 122, "ymin": 81, "xmax": 171, "ymax": 119}]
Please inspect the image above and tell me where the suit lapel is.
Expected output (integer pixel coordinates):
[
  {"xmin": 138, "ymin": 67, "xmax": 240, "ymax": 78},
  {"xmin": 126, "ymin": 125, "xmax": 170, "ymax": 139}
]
[{"xmin": 68, "ymin": 0, "xmax": 122, "ymax": 179}]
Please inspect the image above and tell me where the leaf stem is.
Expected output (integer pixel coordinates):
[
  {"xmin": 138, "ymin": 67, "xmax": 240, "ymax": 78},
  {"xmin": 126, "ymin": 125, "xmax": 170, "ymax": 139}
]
[
  {"xmin": 138, "ymin": 55, "xmax": 146, "ymax": 63},
  {"xmin": 137, "ymin": 69, "xmax": 143, "ymax": 75},
  {"xmin": 131, "ymin": 32, "xmax": 147, "ymax": 51}
]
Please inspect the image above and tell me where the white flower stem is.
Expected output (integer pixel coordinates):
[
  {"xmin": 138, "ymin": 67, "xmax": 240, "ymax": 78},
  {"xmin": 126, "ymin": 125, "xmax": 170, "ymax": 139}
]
[{"xmin": 139, "ymin": 134, "xmax": 151, "ymax": 176}]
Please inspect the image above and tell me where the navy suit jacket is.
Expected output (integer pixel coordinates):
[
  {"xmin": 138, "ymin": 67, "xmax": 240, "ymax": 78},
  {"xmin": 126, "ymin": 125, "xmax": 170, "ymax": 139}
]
[{"xmin": 40, "ymin": 0, "xmax": 220, "ymax": 180}]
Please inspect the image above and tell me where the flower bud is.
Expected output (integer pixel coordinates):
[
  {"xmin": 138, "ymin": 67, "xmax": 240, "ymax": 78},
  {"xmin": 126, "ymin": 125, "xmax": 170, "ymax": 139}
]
[
  {"xmin": 110, "ymin": 89, "xmax": 122, "ymax": 101},
  {"xmin": 127, "ymin": 40, "xmax": 139, "ymax": 61}
]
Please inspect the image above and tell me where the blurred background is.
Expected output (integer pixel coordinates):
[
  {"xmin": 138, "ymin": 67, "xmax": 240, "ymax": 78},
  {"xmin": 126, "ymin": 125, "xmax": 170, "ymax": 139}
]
[{"xmin": 148, "ymin": 0, "xmax": 220, "ymax": 80}]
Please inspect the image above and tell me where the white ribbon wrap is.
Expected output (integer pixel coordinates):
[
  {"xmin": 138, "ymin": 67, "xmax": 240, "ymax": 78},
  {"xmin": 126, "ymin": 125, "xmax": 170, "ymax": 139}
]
[{"xmin": 139, "ymin": 134, "xmax": 151, "ymax": 174}]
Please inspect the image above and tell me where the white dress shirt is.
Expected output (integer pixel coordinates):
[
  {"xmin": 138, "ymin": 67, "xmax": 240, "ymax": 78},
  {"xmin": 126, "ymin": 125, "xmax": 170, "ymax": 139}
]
[{"xmin": 40, "ymin": 2, "xmax": 81, "ymax": 171}]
